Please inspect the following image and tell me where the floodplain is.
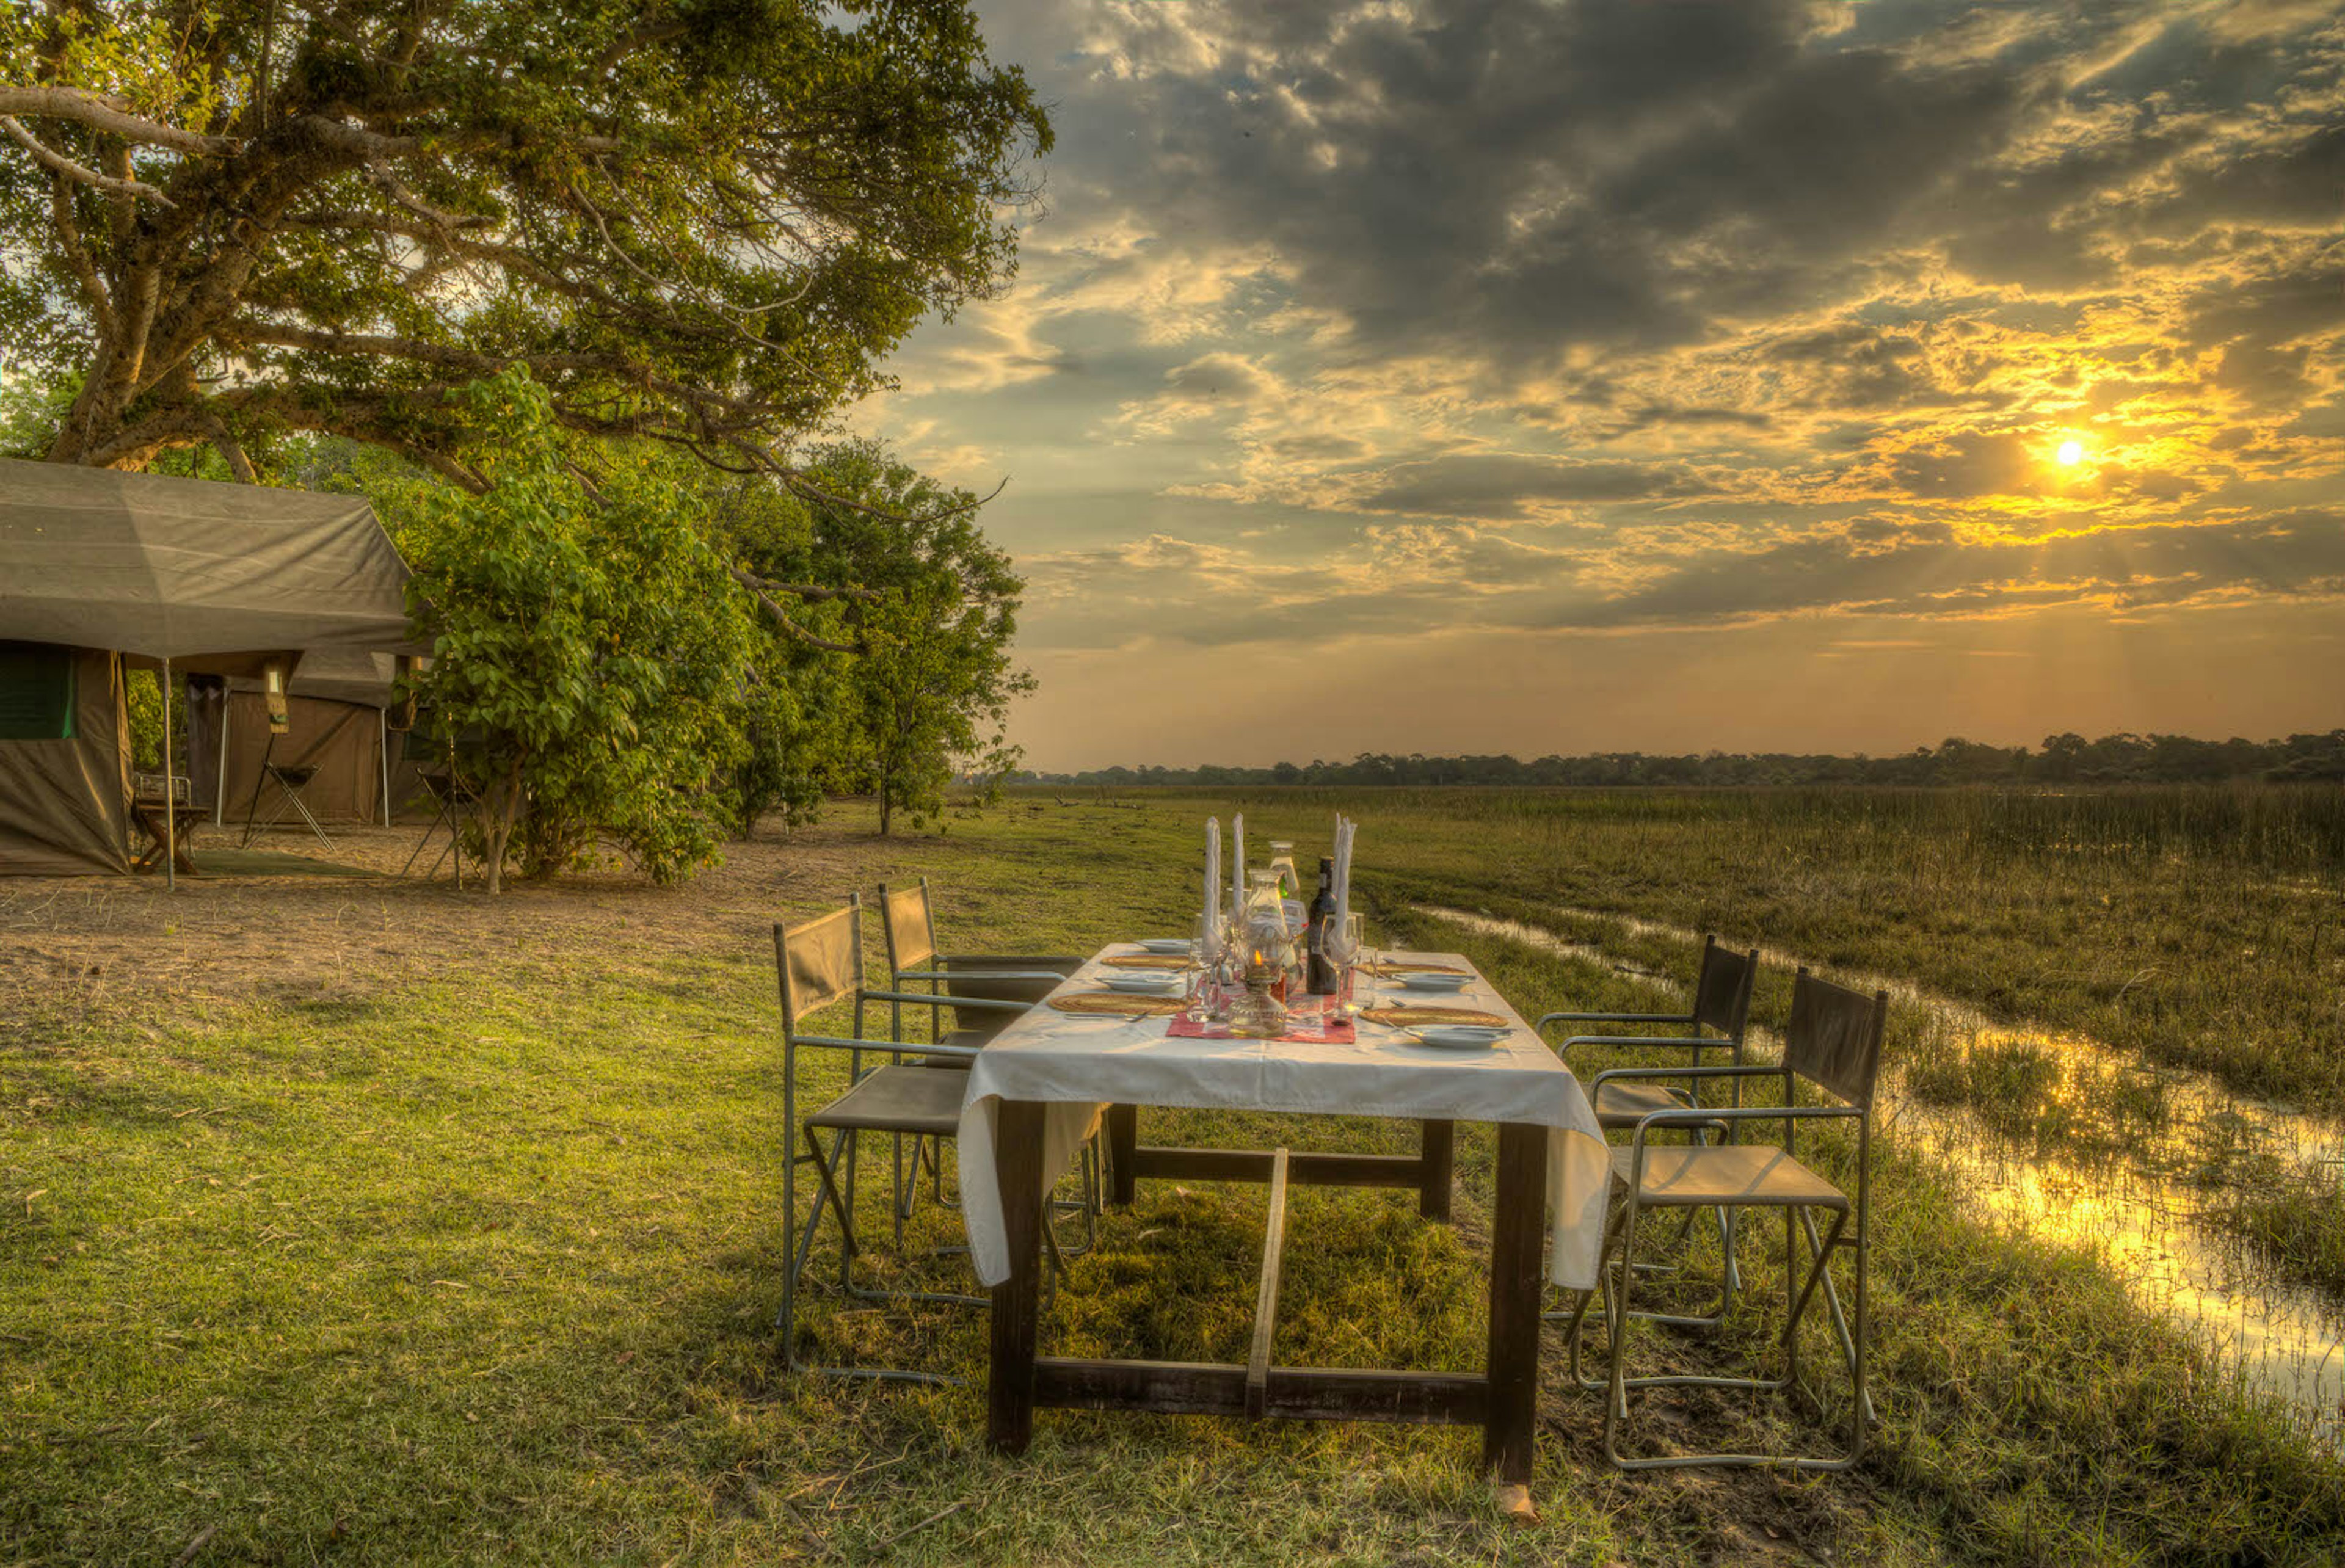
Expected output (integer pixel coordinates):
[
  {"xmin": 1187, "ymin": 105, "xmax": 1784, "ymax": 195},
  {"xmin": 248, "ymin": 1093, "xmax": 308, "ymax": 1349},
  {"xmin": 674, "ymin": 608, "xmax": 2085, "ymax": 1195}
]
[{"xmin": 2, "ymin": 785, "xmax": 2342, "ymax": 1564}]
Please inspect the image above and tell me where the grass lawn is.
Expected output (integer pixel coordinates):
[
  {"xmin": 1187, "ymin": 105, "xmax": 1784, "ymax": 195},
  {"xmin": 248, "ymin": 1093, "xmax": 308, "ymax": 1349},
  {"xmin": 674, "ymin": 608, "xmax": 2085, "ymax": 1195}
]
[{"xmin": 3, "ymin": 793, "xmax": 2341, "ymax": 1564}]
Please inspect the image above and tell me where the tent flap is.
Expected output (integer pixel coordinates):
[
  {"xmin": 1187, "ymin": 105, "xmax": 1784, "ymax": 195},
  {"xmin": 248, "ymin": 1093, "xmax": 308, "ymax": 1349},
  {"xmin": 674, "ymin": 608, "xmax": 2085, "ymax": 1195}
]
[{"xmin": 0, "ymin": 647, "xmax": 131, "ymax": 874}]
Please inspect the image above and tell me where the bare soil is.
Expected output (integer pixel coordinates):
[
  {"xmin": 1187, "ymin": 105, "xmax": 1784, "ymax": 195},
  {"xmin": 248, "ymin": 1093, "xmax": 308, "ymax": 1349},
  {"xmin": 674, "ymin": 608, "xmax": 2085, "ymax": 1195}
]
[{"xmin": 0, "ymin": 820, "xmax": 939, "ymax": 1034}]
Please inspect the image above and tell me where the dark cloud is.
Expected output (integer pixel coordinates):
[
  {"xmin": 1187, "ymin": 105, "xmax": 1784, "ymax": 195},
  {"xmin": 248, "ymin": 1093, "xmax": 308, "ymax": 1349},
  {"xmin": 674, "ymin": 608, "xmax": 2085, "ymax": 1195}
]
[
  {"xmin": 1354, "ymin": 454, "xmax": 1714, "ymax": 517},
  {"xmin": 1552, "ymin": 512, "xmax": 2345, "ymax": 630},
  {"xmin": 1888, "ymin": 430, "xmax": 2035, "ymax": 499},
  {"xmin": 1162, "ymin": 354, "xmax": 1273, "ymax": 404}
]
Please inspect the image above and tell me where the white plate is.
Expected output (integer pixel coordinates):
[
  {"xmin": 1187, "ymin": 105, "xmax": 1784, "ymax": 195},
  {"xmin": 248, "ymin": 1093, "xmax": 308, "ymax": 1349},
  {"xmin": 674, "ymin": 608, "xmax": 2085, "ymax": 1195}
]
[
  {"xmin": 1406, "ymin": 1025, "xmax": 1508, "ymax": 1049},
  {"xmin": 1392, "ymin": 971, "xmax": 1472, "ymax": 993},
  {"xmin": 1104, "ymin": 973, "xmax": 1184, "ymax": 993},
  {"xmin": 1135, "ymin": 938, "xmax": 1194, "ymax": 954}
]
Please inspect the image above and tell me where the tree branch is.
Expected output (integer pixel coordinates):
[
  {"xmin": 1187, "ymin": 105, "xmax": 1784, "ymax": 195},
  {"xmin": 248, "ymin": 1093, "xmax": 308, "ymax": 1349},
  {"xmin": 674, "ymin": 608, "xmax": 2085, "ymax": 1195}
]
[
  {"xmin": 730, "ymin": 568, "xmax": 864, "ymax": 652},
  {"xmin": 1, "ymin": 117, "xmax": 176, "ymax": 205},
  {"xmin": 46, "ymin": 173, "xmax": 115, "ymax": 336},
  {"xmin": 0, "ymin": 85, "xmax": 240, "ymax": 155},
  {"xmin": 199, "ymin": 413, "xmax": 258, "ymax": 482}
]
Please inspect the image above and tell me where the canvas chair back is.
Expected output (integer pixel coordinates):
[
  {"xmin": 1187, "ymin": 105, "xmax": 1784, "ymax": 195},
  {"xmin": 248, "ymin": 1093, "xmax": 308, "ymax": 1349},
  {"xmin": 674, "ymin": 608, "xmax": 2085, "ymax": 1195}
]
[
  {"xmin": 1690, "ymin": 935, "xmax": 1759, "ymax": 1039},
  {"xmin": 880, "ymin": 880, "xmax": 938, "ymax": 977},
  {"xmin": 778, "ymin": 897, "xmax": 863, "ymax": 1037},
  {"xmin": 1784, "ymin": 968, "xmax": 1889, "ymax": 1109}
]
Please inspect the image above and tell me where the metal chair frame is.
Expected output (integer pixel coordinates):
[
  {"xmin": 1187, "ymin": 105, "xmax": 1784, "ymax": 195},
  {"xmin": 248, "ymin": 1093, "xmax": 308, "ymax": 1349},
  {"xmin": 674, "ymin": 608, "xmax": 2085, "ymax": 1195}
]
[
  {"xmin": 879, "ymin": 877, "xmax": 1097, "ymax": 1246},
  {"xmin": 1561, "ymin": 969, "xmax": 1887, "ymax": 1472},
  {"xmin": 400, "ymin": 769, "xmax": 478, "ymax": 883},
  {"xmin": 239, "ymin": 731, "xmax": 333, "ymax": 850},
  {"xmin": 1536, "ymin": 934, "xmax": 1759, "ymax": 1334}
]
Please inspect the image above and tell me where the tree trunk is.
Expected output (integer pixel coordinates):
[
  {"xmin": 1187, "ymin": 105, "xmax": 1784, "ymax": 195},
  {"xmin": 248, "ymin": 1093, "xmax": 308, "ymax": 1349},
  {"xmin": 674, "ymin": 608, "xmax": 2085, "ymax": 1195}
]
[{"xmin": 480, "ymin": 757, "xmax": 525, "ymax": 895}]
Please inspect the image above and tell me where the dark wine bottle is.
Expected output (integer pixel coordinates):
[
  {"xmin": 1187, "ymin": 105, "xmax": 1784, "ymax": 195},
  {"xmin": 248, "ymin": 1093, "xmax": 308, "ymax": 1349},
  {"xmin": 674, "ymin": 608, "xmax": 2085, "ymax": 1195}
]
[{"xmin": 1305, "ymin": 856, "xmax": 1339, "ymax": 995}]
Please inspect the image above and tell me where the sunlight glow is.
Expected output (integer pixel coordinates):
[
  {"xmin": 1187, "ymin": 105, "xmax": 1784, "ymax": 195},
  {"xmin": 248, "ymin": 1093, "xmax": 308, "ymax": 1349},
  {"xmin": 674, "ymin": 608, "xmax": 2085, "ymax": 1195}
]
[{"xmin": 2056, "ymin": 438, "xmax": 2085, "ymax": 466}]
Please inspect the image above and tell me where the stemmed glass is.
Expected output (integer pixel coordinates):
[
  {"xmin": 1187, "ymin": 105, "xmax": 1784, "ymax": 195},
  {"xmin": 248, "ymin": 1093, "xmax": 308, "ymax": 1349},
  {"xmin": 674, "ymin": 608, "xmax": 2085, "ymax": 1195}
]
[
  {"xmin": 1322, "ymin": 911, "xmax": 1365, "ymax": 1020},
  {"xmin": 1191, "ymin": 913, "xmax": 1229, "ymax": 1023}
]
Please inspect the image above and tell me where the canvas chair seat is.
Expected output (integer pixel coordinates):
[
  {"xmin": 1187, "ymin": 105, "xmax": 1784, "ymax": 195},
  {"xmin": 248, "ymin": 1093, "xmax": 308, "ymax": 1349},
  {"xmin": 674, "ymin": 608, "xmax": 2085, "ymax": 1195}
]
[
  {"xmin": 804, "ymin": 1063, "xmax": 967, "ymax": 1137},
  {"xmin": 918, "ymin": 1028, "xmax": 993, "ymax": 1070},
  {"xmin": 1592, "ymin": 1079, "xmax": 1700, "ymax": 1128},
  {"xmin": 1608, "ymin": 1144, "xmax": 1847, "ymax": 1211}
]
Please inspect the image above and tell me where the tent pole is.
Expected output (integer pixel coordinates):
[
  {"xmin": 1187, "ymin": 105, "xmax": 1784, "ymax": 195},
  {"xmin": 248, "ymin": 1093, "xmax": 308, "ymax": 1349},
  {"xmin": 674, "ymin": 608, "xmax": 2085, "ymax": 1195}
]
[
  {"xmin": 380, "ymin": 707, "xmax": 391, "ymax": 827},
  {"xmin": 162, "ymin": 656, "xmax": 176, "ymax": 891},
  {"xmin": 214, "ymin": 691, "xmax": 229, "ymax": 826}
]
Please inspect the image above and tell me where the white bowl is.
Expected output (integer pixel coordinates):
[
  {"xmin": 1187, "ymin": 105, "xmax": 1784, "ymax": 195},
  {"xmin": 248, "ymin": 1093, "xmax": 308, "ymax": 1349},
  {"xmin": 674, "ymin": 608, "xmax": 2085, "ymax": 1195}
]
[{"xmin": 1136, "ymin": 938, "xmax": 1195, "ymax": 954}]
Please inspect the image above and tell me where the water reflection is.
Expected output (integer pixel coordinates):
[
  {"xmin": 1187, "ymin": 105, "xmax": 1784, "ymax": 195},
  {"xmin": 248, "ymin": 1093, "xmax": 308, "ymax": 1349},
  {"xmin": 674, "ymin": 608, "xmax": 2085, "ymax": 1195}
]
[{"xmin": 1417, "ymin": 903, "xmax": 2345, "ymax": 1450}]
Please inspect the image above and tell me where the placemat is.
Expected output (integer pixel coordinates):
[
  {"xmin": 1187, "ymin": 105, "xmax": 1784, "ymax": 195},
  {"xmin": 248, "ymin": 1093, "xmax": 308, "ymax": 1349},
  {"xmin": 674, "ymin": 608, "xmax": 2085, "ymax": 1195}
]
[
  {"xmin": 1358, "ymin": 1004, "xmax": 1508, "ymax": 1028},
  {"xmin": 1047, "ymin": 991, "xmax": 1188, "ymax": 1016}
]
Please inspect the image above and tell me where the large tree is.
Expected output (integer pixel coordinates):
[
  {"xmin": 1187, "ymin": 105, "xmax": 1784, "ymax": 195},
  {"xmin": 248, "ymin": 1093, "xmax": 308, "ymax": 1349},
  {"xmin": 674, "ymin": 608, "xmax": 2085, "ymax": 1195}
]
[{"xmin": 0, "ymin": 0, "xmax": 1047, "ymax": 484}]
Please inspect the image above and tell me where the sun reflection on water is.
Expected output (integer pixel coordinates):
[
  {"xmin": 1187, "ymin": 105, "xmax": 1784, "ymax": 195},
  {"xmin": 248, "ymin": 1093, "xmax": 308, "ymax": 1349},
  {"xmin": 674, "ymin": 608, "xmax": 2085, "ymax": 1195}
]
[{"xmin": 1420, "ymin": 904, "xmax": 2345, "ymax": 1450}]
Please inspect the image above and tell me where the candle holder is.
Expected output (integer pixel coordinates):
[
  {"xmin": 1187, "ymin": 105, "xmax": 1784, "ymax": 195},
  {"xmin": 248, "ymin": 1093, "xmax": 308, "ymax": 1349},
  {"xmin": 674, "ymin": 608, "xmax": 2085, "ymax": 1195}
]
[
  {"xmin": 1227, "ymin": 867, "xmax": 1294, "ymax": 1037},
  {"xmin": 1226, "ymin": 960, "xmax": 1289, "ymax": 1039}
]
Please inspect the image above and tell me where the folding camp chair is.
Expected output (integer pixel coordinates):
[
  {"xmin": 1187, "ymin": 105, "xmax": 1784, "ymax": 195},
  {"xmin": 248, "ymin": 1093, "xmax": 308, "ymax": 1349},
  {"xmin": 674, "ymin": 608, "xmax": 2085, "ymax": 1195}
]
[
  {"xmin": 1537, "ymin": 934, "xmax": 1759, "ymax": 1330},
  {"xmin": 400, "ymin": 768, "xmax": 477, "ymax": 882},
  {"xmin": 878, "ymin": 877, "xmax": 1097, "ymax": 1243},
  {"xmin": 878, "ymin": 877, "xmax": 1083, "ymax": 1053},
  {"xmin": 1562, "ymin": 968, "xmax": 1888, "ymax": 1472},
  {"xmin": 776, "ymin": 896, "xmax": 1093, "ymax": 1384},
  {"xmin": 239, "ymin": 728, "xmax": 333, "ymax": 850}
]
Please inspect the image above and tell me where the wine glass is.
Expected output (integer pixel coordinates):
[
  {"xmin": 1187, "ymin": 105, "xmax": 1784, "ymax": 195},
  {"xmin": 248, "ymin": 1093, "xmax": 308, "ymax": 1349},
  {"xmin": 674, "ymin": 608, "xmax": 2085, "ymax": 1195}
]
[
  {"xmin": 1191, "ymin": 914, "xmax": 1227, "ymax": 1022},
  {"xmin": 1320, "ymin": 912, "xmax": 1359, "ymax": 1020}
]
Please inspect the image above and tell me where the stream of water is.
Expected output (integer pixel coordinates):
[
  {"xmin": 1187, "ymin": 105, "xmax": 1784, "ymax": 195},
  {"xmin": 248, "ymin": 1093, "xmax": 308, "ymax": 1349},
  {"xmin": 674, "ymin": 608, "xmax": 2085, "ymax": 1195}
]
[{"xmin": 1413, "ymin": 903, "xmax": 2345, "ymax": 1450}]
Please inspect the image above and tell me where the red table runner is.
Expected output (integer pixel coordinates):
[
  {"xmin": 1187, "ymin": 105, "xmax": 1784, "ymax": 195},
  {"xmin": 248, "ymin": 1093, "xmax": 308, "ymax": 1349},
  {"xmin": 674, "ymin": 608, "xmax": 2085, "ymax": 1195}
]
[{"xmin": 1166, "ymin": 994, "xmax": 1356, "ymax": 1045}]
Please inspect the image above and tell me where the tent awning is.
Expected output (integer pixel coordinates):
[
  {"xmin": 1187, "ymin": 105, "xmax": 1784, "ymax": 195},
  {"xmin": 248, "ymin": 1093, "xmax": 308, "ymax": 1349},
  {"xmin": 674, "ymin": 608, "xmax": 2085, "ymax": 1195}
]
[{"xmin": 0, "ymin": 459, "xmax": 426, "ymax": 663}]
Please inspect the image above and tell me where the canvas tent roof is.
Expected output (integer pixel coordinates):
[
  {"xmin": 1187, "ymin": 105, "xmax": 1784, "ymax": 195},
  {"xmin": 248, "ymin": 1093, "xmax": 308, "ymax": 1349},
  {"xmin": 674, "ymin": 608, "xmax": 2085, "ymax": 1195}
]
[
  {"xmin": 231, "ymin": 648, "xmax": 404, "ymax": 707},
  {"xmin": 0, "ymin": 458, "xmax": 424, "ymax": 667}
]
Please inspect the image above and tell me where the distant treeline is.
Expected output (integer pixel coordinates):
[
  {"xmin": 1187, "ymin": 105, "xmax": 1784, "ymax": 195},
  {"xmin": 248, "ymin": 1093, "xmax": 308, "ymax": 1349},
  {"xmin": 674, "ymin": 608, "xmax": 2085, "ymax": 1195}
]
[{"xmin": 1012, "ymin": 730, "xmax": 2345, "ymax": 788}]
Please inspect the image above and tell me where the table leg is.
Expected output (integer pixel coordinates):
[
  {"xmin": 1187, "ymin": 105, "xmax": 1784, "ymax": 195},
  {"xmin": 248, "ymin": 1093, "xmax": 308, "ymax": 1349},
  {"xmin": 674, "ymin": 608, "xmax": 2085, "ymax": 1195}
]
[
  {"xmin": 1483, "ymin": 1122, "xmax": 1546, "ymax": 1484},
  {"xmin": 989, "ymin": 1098, "xmax": 1046, "ymax": 1453},
  {"xmin": 1419, "ymin": 1119, "xmax": 1455, "ymax": 1221},
  {"xmin": 1105, "ymin": 1103, "xmax": 1137, "ymax": 1206}
]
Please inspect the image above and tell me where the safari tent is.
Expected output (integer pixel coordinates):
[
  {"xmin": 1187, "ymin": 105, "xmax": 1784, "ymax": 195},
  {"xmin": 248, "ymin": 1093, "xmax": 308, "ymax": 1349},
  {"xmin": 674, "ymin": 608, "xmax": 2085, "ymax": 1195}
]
[
  {"xmin": 202, "ymin": 650, "xmax": 431, "ymax": 828},
  {"xmin": 0, "ymin": 459, "xmax": 421, "ymax": 876}
]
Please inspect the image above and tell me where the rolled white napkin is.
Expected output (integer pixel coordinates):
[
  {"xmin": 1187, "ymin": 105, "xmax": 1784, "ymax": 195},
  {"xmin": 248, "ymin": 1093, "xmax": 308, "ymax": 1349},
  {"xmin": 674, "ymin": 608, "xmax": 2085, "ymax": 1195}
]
[
  {"xmin": 1332, "ymin": 814, "xmax": 1354, "ymax": 934},
  {"xmin": 1204, "ymin": 816, "xmax": 1221, "ymax": 946},
  {"xmin": 1232, "ymin": 812, "xmax": 1246, "ymax": 924}
]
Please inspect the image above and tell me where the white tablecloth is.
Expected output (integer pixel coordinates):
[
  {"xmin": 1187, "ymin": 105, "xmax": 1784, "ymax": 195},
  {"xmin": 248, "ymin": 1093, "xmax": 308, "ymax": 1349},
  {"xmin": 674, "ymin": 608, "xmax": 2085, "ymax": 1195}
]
[{"xmin": 954, "ymin": 948, "xmax": 1612, "ymax": 1290}]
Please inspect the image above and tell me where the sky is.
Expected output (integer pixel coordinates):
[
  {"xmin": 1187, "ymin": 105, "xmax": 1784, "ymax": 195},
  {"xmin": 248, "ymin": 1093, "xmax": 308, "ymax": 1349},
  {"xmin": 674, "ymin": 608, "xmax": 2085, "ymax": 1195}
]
[{"xmin": 848, "ymin": 0, "xmax": 2345, "ymax": 772}]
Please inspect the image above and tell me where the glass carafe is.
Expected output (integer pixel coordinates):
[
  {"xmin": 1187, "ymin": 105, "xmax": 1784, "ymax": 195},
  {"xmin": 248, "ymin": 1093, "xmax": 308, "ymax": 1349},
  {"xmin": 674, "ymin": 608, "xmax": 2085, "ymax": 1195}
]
[
  {"xmin": 1268, "ymin": 841, "xmax": 1300, "ymax": 902},
  {"xmin": 1227, "ymin": 869, "xmax": 1294, "ymax": 1036}
]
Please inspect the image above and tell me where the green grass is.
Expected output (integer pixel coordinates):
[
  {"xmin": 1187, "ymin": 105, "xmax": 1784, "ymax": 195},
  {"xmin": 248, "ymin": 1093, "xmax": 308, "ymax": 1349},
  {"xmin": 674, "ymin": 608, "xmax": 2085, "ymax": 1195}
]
[{"xmin": 3, "ymin": 792, "xmax": 2343, "ymax": 1564}]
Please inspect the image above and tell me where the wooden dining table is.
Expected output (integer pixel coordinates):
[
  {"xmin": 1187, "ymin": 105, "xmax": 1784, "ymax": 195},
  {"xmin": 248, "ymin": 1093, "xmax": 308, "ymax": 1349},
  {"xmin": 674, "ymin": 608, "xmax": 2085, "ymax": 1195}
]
[{"xmin": 952, "ymin": 947, "xmax": 1611, "ymax": 1487}]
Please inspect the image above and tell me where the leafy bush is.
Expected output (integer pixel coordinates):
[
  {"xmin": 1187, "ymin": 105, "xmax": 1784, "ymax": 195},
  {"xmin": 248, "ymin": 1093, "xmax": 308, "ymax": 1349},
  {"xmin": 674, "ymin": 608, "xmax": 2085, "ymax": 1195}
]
[{"xmin": 400, "ymin": 371, "xmax": 755, "ymax": 890}]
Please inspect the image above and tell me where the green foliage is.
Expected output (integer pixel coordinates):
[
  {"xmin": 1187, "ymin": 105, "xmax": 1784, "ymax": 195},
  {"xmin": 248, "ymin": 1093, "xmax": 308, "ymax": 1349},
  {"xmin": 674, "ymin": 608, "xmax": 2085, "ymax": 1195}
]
[
  {"xmin": 725, "ymin": 440, "xmax": 1033, "ymax": 834},
  {"xmin": 2, "ymin": 0, "xmax": 1047, "ymax": 477},
  {"xmin": 1038, "ymin": 731, "xmax": 2345, "ymax": 788},
  {"xmin": 399, "ymin": 370, "xmax": 754, "ymax": 890}
]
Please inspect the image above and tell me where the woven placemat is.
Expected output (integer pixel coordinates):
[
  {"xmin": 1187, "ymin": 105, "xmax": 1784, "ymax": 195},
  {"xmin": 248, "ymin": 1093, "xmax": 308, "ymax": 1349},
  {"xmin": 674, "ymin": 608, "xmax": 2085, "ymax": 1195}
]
[
  {"xmin": 1047, "ymin": 992, "xmax": 1188, "ymax": 1017},
  {"xmin": 1099, "ymin": 953, "xmax": 1198, "ymax": 970},
  {"xmin": 1358, "ymin": 1005, "xmax": 1507, "ymax": 1028},
  {"xmin": 1362, "ymin": 960, "xmax": 1466, "ymax": 976}
]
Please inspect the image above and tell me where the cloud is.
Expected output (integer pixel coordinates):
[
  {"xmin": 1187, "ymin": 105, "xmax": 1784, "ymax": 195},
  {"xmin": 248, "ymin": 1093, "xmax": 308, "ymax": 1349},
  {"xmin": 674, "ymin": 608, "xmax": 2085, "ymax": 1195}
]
[
  {"xmin": 1350, "ymin": 454, "xmax": 1716, "ymax": 517},
  {"xmin": 840, "ymin": 0, "xmax": 2345, "ymax": 761}
]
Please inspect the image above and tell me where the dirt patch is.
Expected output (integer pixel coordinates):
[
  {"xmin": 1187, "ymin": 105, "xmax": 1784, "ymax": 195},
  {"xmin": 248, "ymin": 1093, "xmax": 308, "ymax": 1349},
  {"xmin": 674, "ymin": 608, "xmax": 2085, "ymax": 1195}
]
[{"xmin": 0, "ymin": 821, "xmax": 954, "ymax": 1034}]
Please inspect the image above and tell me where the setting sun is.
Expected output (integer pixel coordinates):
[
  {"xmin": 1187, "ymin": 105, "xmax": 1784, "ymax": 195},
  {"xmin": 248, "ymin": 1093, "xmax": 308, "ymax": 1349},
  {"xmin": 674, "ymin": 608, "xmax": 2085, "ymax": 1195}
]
[{"xmin": 2056, "ymin": 439, "xmax": 2085, "ymax": 466}]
